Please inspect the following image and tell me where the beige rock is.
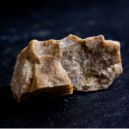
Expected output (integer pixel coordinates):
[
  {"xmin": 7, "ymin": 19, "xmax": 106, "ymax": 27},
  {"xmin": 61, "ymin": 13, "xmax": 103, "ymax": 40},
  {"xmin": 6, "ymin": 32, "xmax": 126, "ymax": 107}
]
[
  {"xmin": 11, "ymin": 34, "xmax": 123, "ymax": 102},
  {"xmin": 11, "ymin": 40, "xmax": 73, "ymax": 102},
  {"xmin": 59, "ymin": 34, "xmax": 123, "ymax": 91}
]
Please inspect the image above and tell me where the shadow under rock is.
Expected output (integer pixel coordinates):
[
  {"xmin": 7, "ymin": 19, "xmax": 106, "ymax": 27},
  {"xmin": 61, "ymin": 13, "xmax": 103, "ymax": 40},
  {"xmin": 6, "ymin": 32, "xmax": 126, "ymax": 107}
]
[{"xmin": 0, "ymin": 86, "xmax": 70, "ymax": 115}]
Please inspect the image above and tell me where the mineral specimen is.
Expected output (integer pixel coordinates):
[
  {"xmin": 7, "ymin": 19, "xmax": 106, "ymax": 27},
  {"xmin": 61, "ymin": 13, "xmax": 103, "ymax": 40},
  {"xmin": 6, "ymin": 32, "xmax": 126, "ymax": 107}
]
[
  {"xmin": 11, "ymin": 34, "xmax": 123, "ymax": 102},
  {"xmin": 59, "ymin": 34, "xmax": 123, "ymax": 91},
  {"xmin": 11, "ymin": 40, "xmax": 73, "ymax": 102}
]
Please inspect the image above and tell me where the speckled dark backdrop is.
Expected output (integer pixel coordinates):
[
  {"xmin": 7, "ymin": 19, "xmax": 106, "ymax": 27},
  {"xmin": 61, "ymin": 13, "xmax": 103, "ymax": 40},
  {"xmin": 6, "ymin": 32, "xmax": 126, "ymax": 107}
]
[{"xmin": 0, "ymin": 0, "xmax": 129, "ymax": 127}]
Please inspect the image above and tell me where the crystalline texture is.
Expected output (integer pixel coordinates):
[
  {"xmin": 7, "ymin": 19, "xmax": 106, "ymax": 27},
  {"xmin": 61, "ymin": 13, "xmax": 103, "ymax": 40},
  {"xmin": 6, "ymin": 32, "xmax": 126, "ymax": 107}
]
[
  {"xmin": 59, "ymin": 34, "xmax": 123, "ymax": 91},
  {"xmin": 11, "ymin": 34, "xmax": 123, "ymax": 102}
]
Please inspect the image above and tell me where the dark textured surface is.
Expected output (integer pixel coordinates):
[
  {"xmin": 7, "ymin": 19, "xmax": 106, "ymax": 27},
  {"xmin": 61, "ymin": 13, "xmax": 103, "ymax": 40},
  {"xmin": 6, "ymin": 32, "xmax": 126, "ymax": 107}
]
[{"xmin": 0, "ymin": 0, "xmax": 129, "ymax": 127}]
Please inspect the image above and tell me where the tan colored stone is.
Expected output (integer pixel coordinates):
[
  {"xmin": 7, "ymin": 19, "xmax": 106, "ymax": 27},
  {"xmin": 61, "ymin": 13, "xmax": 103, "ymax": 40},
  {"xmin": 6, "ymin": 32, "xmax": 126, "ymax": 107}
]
[
  {"xmin": 11, "ymin": 34, "xmax": 123, "ymax": 102},
  {"xmin": 11, "ymin": 40, "xmax": 73, "ymax": 102}
]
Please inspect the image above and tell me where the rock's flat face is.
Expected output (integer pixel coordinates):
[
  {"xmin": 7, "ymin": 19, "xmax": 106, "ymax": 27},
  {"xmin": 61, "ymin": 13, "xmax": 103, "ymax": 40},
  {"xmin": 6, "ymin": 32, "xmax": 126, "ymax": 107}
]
[
  {"xmin": 59, "ymin": 34, "xmax": 123, "ymax": 91},
  {"xmin": 11, "ymin": 34, "xmax": 123, "ymax": 102},
  {"xmin": 11, "ymin": 40, "xmax": 73, "ymax": 102}
]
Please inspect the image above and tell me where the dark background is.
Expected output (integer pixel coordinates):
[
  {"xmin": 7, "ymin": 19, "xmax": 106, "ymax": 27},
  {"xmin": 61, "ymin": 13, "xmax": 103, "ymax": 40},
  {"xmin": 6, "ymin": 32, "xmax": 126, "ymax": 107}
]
[{"xmin": 0, "ymin": 0, "xmax": 129, "ymax": 127}]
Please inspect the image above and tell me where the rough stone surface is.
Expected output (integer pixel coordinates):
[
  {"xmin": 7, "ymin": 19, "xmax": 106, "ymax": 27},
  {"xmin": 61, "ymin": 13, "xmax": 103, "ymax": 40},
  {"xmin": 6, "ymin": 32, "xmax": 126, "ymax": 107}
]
[
  {"xmin": 1, "ymin": 0, "xmax": 129, "ymax": 127},
  {"xmin": 11, "ymin": 39, "xmax": 73, "ymax": 102},
  {"xmin": 11, "ymin": 34, "xmax": 123, "ymax": 102},
  {"xmin": 59, "ymin": 34, "xmax": 123, "ymax": 92}
]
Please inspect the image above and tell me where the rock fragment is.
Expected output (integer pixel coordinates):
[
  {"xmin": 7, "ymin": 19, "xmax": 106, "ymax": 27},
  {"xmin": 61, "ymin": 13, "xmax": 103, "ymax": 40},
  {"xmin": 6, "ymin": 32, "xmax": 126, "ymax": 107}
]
[
  {"xmin": 59, "ymin": 34, "xmax": 123, "ymax": 91},
  {"xmin": 11, "ymin": 34, "xmax": 123, "ymax": 102},
  {"xmin": 11, "ymin": 40, "xmax": 73, "ymax": 102}
]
